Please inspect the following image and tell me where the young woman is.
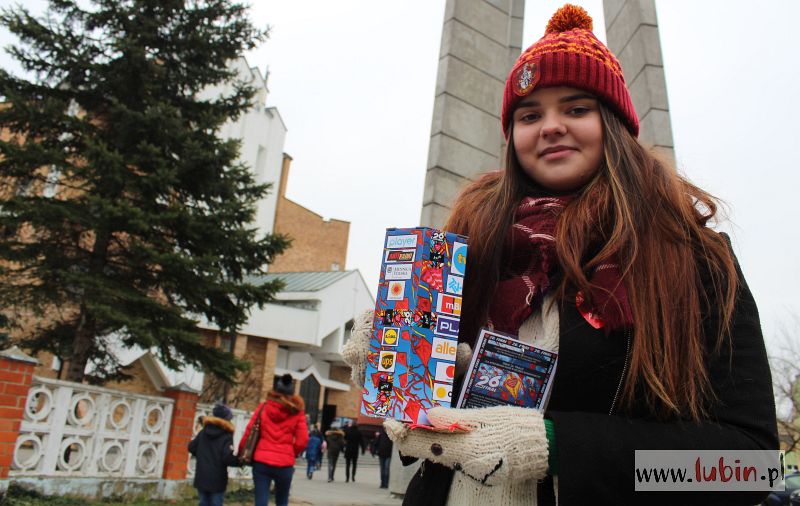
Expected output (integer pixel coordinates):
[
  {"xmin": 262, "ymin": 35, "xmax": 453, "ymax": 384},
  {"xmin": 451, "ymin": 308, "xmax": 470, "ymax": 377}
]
[
  {"xmin": 239, "ymin": 374, "xmax": 308, "ymax": 506},
  {"xmin": 343, "ymin": 4, "xmax": 778, "ymax": 505}
]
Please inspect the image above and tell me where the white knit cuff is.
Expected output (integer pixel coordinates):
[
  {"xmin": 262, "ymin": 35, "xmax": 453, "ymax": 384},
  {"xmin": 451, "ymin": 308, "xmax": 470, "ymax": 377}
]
[{"xmin": 342, "ymin": 309, "xmax": 373, "ymax": 388}]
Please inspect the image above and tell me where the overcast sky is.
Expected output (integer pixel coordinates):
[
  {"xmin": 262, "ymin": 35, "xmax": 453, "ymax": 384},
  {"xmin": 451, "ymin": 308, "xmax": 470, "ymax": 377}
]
[{"xmin": 2, "ymin": 0, "xmax": 798, "ymax": 356}]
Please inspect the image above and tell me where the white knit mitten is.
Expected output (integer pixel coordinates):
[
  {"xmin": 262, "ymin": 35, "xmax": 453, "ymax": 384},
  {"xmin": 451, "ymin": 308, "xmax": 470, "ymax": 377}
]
[
  {"xmin": 341, "ymin": 309, "xmax": 374, "ymax": 387},
  {"xmin": 384, "ymin": 406, "xmax": 548, "ymax": 486}
]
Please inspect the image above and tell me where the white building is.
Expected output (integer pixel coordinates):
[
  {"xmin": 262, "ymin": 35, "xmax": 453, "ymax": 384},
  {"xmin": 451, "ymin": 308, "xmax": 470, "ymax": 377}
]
[{"xmin": 178, "ymin": 58, "xmax": 371, "ymax": 423}]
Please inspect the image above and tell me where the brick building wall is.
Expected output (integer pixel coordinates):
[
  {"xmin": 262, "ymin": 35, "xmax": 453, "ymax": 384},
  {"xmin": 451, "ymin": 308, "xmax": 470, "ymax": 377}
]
[
  {"xmin": 269, "ymin": 154, "xmax": 350, "ymax": 273},
  {"xmin": 104, "ymin": 359, "xmax": 163, "ymax": 397},
  {"xmin": 326, "ymin": 365, "xmax": 361, "ymax": 419}
]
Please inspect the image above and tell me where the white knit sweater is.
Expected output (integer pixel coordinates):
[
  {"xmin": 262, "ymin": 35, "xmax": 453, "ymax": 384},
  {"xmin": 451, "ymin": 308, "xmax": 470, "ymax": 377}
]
[{"xmin": 445, "ymin": 294, "xmax": 560, "ymax": 506}]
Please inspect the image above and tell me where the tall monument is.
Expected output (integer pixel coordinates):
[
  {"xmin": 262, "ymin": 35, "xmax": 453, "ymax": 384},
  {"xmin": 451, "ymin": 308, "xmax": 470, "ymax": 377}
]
[
  {"xmin": 420, "ymin": 0, "xmax": 526, "ymax": 229},
  {"xmin": 419, "ymin": 0, "xmax": 674, "ymax": 228}
]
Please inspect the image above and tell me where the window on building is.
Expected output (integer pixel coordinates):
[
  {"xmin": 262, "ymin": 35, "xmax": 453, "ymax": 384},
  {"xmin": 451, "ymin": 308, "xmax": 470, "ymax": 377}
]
[{"xmin": 299, "ymin": 375, "xmax": 320, "ymax": 426}]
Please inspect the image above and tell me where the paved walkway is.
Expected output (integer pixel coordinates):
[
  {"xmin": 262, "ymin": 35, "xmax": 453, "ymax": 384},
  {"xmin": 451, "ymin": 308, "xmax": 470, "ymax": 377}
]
[{"xmin": 288, "ymin": 456, "xmax": 402, "ymax": 506}]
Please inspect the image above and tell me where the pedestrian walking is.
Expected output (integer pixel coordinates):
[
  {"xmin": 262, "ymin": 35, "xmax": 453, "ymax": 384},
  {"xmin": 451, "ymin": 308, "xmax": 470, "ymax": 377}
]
[
  {"xmin": 343, "ymin": 421, "xmax": 366, "ymax": 483},
  {"xmin": 369, "ymin": 430, "xmax": 380, "ymax": 457},
  {"xmin": 343, "ymin": 4, "xmax": 778, "ymax": 505},
  {"xmin": 305, "ymin": 428, "xmax": 323, "ymax": 479},
  {"xmin": 188, "ymin": 404, "xmax": 239, "ymax": 506},
  {"xmin": 375, "ymin": 428, "xmax": 393, "ymax": 489},
  {"xmin": 238, "ymin": 374, "xmax": 308, "ymax": 506},
  {"xmin": 324, "ymin": 426, "xmax": 345, "ymax": 482}
]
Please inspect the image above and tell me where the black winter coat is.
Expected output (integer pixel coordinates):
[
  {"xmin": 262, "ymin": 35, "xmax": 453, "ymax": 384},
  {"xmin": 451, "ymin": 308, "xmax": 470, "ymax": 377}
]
[
  {"xmin": 188, "ymin": 416, "xmax": 239, "ymax": 493},
  {"xmin": 375, "ymin": 431, "xmax": 393, "ymax": 459},
  {"xmin": 402, "ymin": 236, "xmax": 778, "ymax": 506},
  {"xmin": 344, "ymin": 425, "xmax": 366, "ymax": 458}
]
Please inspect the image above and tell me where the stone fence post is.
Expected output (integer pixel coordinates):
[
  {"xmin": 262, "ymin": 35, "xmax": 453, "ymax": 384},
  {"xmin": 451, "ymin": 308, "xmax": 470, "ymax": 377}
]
[
  {"xmin": 162, "ymin": 383, "xmax": 199, "ymax": 480},
  {"xmin": 0, "ymin": 347, "xmax": 37, "ymax": 482}
]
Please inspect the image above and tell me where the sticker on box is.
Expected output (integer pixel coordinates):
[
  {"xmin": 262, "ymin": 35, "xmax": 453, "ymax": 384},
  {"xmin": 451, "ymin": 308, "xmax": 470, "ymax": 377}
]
[
  {"xmin": 387, "ymin": 281, "xmax": 405, "ymax": 300},
  {"xmin": 445, "ymin": 274, "xmax": 463, "ymax": 295},
  {"xmin": 435, "ymin": 315, "xmax": 460, "ymax": 339},
  {"xmin": 430, "ymin": 240, "xmax": 447, "ymax": 265},
  {"xmin": 431, "ymin": 337, "xmax": 457, "ymax": 360},
  {"xmin": 412, "ymin": 310, "xmax": 435, "ymax": 329},
  {"xmin": 381, "ymin": 327, "xmax": 400, "ymax": 346},
  {"xmin": 434, "ymin": 361, "xmax": 456, "ymax": 384},
  {"xmin": 385, "ymin": 249, "xmax": 415, "ymax": 263},
  {"xmin": 437, "ymin": 295, "xmax": 462, "ymax": 316},
  {"xmin": 452, "ymin": 242, "xmax": 467, "ymax": 276},
  {"xmin": 385, "ymin": 263, "xmax": 412, "ymax": 280},
  {"xmin": 432, "ymin": 383, "xmax": 452, "ymax": 402},
  {"xmin": 386, "ymin": 234, "xmax": 418, "ymax": 249},
  {"xmin": 378, "ymin": 351, "xmax": 397, "ymax": 372}
]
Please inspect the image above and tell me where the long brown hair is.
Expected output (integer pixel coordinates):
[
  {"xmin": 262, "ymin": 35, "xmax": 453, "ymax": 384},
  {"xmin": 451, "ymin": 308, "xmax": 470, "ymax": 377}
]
[{"xmin": 444, "ymin": 102, "xmax": 737, "ymax": 421}]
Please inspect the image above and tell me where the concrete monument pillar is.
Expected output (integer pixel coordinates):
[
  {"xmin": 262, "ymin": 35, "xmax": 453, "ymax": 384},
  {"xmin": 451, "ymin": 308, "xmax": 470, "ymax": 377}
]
[
  {"xmin": 603, "ymin": 0, "xmax": 675, "ymax": 161},
  {"xmin": 419, "ymin": 0, "xmax": 525, "ymax": 228}
]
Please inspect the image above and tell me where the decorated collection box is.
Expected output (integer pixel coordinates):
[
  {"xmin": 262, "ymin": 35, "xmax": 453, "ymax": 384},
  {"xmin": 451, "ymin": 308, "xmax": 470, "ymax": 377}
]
[{"xmin": 360, "ymin": 227, "xmax": 468, "ymax": 425}]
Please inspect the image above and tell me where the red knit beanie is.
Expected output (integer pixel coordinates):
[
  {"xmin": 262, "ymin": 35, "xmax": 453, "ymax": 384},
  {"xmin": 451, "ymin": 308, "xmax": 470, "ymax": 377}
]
[{"xmin": 501, "ymin": 4, "xmax": 639, "ymax": 138}]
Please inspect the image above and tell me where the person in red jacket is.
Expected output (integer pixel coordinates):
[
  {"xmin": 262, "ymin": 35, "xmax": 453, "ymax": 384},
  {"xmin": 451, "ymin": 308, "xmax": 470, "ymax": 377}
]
[{"xmin": 239, "ymin": 374, "xmax": 309, "ymax": 506}]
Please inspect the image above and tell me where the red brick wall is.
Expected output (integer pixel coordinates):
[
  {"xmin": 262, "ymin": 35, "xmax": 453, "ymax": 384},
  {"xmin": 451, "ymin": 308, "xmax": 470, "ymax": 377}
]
[
  {"xmin": 162, "ymin": 387, "xmax": 199, "ymax": 480},
  {"xmin": 0, "ymin": 352, "xmax": 36, "ymax": 478},
  {"xmin": 270, "ymin": 155, "xmax": 350, "ymax": 273}
]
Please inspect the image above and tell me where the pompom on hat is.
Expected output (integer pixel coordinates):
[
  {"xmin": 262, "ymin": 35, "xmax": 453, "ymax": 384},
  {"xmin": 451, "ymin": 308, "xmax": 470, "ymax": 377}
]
[{"xmin": 501, "ymin": 4, "xmax": 639, "ymax": 138}]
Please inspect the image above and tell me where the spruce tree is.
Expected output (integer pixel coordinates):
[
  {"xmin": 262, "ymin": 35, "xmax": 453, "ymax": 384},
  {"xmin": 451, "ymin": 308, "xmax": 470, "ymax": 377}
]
[{"xmin": 0, "ymin": 0, "xmax": 289, "ymax": 384}]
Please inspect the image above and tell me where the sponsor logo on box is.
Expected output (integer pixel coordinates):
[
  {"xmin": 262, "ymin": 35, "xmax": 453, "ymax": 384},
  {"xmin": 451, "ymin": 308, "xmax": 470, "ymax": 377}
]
[
  {"xmin": 385, "ymin": 249, "xmax": 415, "ymax": 263},
  {"xmin": 446, "ymin": 274, "xmax": 463, "ymax": 295},
  {"xmin": 432, "ymin": 382, "xmax": 452, "ymax": 402},
  {"xmin": 385, "ymin": 263, "xmax": 412, "ymax": 280},
  {"xmin": 435, "ymin": 315, "xmax": 460, "ymax": 339},
  {"xmin": 431, "ymin": 337, "xmax": 457, "ymax": 360},
  {"xmin": 386, "ymin": 234, "xmax": 418, "ymax": 249},
  {"xmin": 387, "ymin": 280, "xmax": 405, "ymax": 300},
  {"xmin": 378, "ymin": 351, "xmax": 397, "ymax": 372},
  {"xmin": 381, "ymin": 327, "xmax": 399, "ymax": 347},
  {"xmin": 451, "ymin": 242, "xmax": 467, "ymax": 276},
  {"xmin": 378, "ymin": 378, "xmax": 393, "ymax": 394},
  {"xmin": 437, "ymin": 295, "xmax": 462, "ymax": 316},
  {"xmin": 434, "ymin": 362, "xmax": 455, "ymax": 384},
  {"xmin": 413, "ymin": 311, "xmax": 434, "ymax": 329}
]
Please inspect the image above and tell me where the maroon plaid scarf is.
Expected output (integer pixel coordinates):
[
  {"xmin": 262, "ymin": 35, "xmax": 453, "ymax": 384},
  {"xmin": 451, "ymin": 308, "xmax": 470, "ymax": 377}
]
[{"xmin": 487, "ymin": 196, "xmax": 633, "ymax": 335}]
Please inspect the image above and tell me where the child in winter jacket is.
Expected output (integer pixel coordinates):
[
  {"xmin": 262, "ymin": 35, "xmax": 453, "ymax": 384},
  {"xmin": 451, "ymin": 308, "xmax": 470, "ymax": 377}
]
[
  {"xmin": 188, "ymin": 404, "xmax": 239, "ymax": 506},
  {"xmin": 305, "ymin": 428, "xmax": 323, "ymax": 479}
]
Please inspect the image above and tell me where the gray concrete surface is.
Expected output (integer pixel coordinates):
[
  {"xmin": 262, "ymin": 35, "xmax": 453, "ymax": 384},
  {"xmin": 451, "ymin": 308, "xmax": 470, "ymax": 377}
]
[{"xmin": 288, "ymin": 457, "xmax": 402, "ymax": 506}]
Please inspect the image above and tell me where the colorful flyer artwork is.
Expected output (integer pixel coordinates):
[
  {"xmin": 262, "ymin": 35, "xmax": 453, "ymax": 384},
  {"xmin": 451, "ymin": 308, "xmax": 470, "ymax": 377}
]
[
  {"xmin": 360, "ymin": 227, "xmax": 468, "ymax": 425},
  {"xmin": 456, "ymin": 328, "xmax": 558, "ymax": 411}
]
